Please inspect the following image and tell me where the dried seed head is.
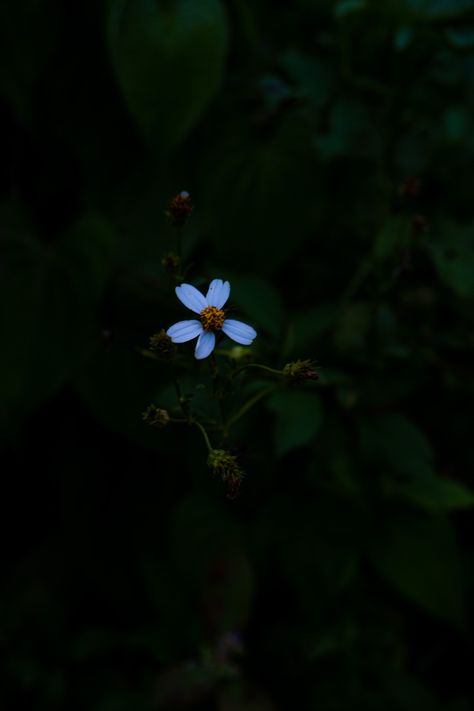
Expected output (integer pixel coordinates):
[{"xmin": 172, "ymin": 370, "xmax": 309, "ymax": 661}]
[
  {"xmin": 142, "ymin": 405, "xmax": 170, "ymax": 428},
  {"xmin": 166, "ymin": 191, "xmax": 193, "ymax": 226}
]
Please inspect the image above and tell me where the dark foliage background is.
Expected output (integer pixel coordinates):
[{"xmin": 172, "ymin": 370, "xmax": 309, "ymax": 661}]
[{"xmin": 1, "ymin": 0, "xmax": 473, "ymax": 709}]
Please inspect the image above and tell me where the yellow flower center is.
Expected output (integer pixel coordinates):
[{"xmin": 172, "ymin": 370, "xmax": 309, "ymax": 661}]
[{"xmin": 200, "ymin": 305, "xmax": 225, "ymax": 332}]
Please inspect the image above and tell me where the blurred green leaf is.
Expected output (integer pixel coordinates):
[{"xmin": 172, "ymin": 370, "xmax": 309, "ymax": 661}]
[
  {"xmin": 400, "ymin": 476, "xmax": 474, "ymax": 512},
  {"xmin": 370, "ymin": 514, "xmax": 466, "ymax": 627},
  {"xmin": 226, "ymin": 275, "xmax": 284, "ymax": 339},
  {"xmin": 0, "ymin": 0, "xmax": 59, "ymax": 122},
  {"xmin": 279, "ymin": 50, "xmax": 335, "ymax": 108},
  {"xmin": 314, "ymin": 99, "xmax": 381, "ymax": 161},
  {"xmin": 405, "ymin": 0, "xmax": 474, "ymax": 19},
  {"xmin": 394, "ymin": 26, "xmax": 414, "ymax": 51},
  {"xmin": 335, "ymin": 0, "xmax": 367, "ymax": 18},
  {"xmin": 287, "ymin": 303, "xmax": 337, "ymax": 357},
  {"xmin": 267, "ymin": 390, "xmax": 324, "ymax": 456},
  {"xmin": 359, "ymin": 413, "xmax": 433, "ymax": 478},
  {"xmin": 428, "ymin": 222, "xmax": 474, "ymax": 298},
  {"xmin": 445, "ymin": 27, "xmax": 474, "ymax": 49},
  {"xmin": 0, "ymin": 211, "xmax": 117, "ymax": 426},
  {"xmin": 201, "ymin": 113, "xmax": 321, "ymax": 272},
  {"xmin": 334, "ymin": 302, "xmax": 373, "ymax": 352},
  {"xmin": 107, "ymin": 0, "xmax": 228, "ymax": 152},
  {"xmin": 373, "ymin": 217, "xmax": 410, "ymax": 261},
  {"xmin": 360, "ymin": 413, "xmax": 474, "ymax": 512}
]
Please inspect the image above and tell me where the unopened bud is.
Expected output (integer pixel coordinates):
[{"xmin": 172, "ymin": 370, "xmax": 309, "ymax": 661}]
[
  {"xmin": 283, "ymin": 359, "xmax": 319, "ymax": 383},
  {"xmin": 149, "ymin": 330, "xmax": 177, "ymax": 361},
  {"xmin": 142, "ymin": 405, "xmax": 170, "ymax": 428},
  {"xmin": 207, "ymin": 449, "xmax": 244, "ymax": 498},
  {"xmin": 161, "ymin": 251, "xmax": 181, "ymax": 278},
  {"xmin": 166, "ymin": 191, "xmax": 193, "ymax": 226}
]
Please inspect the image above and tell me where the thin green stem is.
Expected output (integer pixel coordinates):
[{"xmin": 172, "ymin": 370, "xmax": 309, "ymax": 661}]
[
  {"xmin": 209, "ymin": 352, "xmax": 218, "ymax": 377},
  {"xmin": 232, "ymin": 362, "xmax": 284, "ymax": 379},
  {"xmin": 194, "ymin": 420, "xmax": 213, "ymax": 453},
  {"xmin": 176, "ymin": 226, "xmax": 183, "ymax": 261},
  {"xmin": 227, "ymin": 385, "xmax": 276, "ymax": 430},
  {"xmin": 173, "ymin": 377, "xmax": 189, "ymax": 420}
]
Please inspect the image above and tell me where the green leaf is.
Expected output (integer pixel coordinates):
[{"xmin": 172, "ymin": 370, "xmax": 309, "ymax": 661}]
[
  {"xmin": 267, "ymin": 391, "xmax": 324, "ymax": 456},
  {"xmin": 279, "ymin": 50, "xmax": 335, "ymax": 108},
  {"xmin": 370, "ymin": 514, "xmax": 466, "ymax": 627},
  {"xmin": 201, "ymin": 113, "xmax": 321, "ymax": 273},
  {"xmin": 107, "ymin": 0, "xmax": 228, "ymax": 153},
  {"xmin": 394, "ymin": 27, "xmax": 414, "ymax": 51},
  {"xmin": 359, "ymin": 413, "xmax": 434, "ymax": 478},
  {"xmin": 225, "ymin": 275, "xmax": 284, "ymax": 339},
  {"xmin": 373, "ymin": 217, "xmax": 410, "ymax": 261},
  {"xmin": 405, "ymin": 0, "xmax": 474, "ymax": 19},
  {"xmin": 335, "ymin": 0, "xmax": 367, "ymax": 18},
  {"xmin": 0, "ymin": 210, "xmax": 118, "ymax": 427},
  {"xmin": 333, "ymin": 302, "xmax": 373, "ymax": 352},
  {"xmin": 287, "ymin": 303, "xmax": 337, "ymax": 357},
  {"xmin": 446, "ymin": 27, "xmax": 474, "ymax": 49},
  {"xmin": 360, "ymin": 413, "xmax": 474, "ymax": 512},
  {"xmin": 0, "ymin": 0, "xmax": 59, "ymax": 123},
  {"xmin": 427, "ymin": 222, "xmax": 474, "ymax": 299},
  {"xmin": 400, "ymin": 476, "xmax": 474, "ymax": 512}
]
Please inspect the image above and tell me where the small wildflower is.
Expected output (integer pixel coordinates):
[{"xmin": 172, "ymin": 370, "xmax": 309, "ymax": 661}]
[
  {"xmin": 166, "ymin": 191, "xmax": 193, "ymax": 226},
  {"xmin": 283, "ymin": 359, "xmax": 319, "ymax": 383},
  {"xmin": 166, "ymin": 279, "xmax": 257, "ymax": 360},
  {"xmin": 149, "ymin": 329, "xmax": 177, "ymax": 360},
  {"xmin": 142, "ymin": 405, "xmax": 170, "ymax": 428},
  {"xmin": 207, "ymin": 449, "xmax": 244, "ymax": 498}
]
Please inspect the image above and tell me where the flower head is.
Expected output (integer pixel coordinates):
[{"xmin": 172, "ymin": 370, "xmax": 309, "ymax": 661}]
[
  {"xmin": 283, "ymin": 359, "xmax": 319, "ymax": 383},
  {"xmin": 166, "ymin": 190, "xmax": 193, "ymax": 226},
  {"xmin": 166, "ymin": 279, "xmax": 257, "ymax": 360},
  {"xmin": 142, "ymin": 405, "xmax": 170, "ymax": 428}
]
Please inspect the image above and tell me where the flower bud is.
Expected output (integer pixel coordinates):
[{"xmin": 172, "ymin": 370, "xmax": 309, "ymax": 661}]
[
  {"xmin": 166, "ymin": 191, "xmax": 193, "ymax": 226},
  {"xmin": 161, "ymin": 251, "xmax": 181, "ymax": 279},
  {"xmin": 283, "ymin": 359, "xmax": 319, "ymax": 383},
  {"xmin": 149, "ymin": 329, "xmax": 177, "ymax": 361},
  {"xmin": 142, "ymin": 405, "xmax": 170, "ymax": 428},
  {"xmin": 207, "ymin": 449, "xmax": 244, "ymax": 498}
]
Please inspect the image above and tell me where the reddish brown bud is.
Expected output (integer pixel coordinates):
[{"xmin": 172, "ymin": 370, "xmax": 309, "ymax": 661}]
[{"xmin": 166, "ymin": 191, "xmax": 193, "ymax": 226}]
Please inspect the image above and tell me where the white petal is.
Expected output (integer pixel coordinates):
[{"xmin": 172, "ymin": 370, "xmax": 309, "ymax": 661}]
[
  {"xmin": 167, "ymin": 320, "xmax": 203, "ymax": 343},
  {"xmin": 175, "ymin": 283, "xmax": 208, "ymax": 314},
  {"xmin": 194, "ymin": 331, "xmax": 216, "ymax": 360},
  {"xmin": 205, "ymin": 279, "xmax": 230, "ymax": 309},
  {"xmin": 222, "ymin": 319, "xmax": 257, "ymax": 346}
]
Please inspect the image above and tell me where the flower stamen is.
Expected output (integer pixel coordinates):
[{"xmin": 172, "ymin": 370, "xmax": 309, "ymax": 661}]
[{"xmin": 200, "ymin": 305, "xmax": 225, "ymax": 332}]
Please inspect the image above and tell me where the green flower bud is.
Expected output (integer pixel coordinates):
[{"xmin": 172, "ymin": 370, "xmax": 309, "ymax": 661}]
[
  {"xmin": 149, "ymin": 329, "xmax": 177, "ymax": 361},
  {"xmin": 283, "ymin": 359, "xmax": 319, "ymax": 384},
  {"xmin": 207, "ymin": 449, "xmax": 244, "ymax": 498}
]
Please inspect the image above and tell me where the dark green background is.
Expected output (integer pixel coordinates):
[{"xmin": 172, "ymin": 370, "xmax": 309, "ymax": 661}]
[{"xmin": 1, "ymin": 0, "xmax": 473, "ymax": 709}]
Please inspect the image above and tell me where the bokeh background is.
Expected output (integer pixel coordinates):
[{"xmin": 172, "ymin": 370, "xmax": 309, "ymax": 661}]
[{"xmin": 1, "ymin": 0, "xmax": 473, "ymax": 709}]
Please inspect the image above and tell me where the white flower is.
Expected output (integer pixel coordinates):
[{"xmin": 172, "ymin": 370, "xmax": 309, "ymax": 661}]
[{"xmin": 166, "ymin": 279, "xmax": 257, "ymax": 360}]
